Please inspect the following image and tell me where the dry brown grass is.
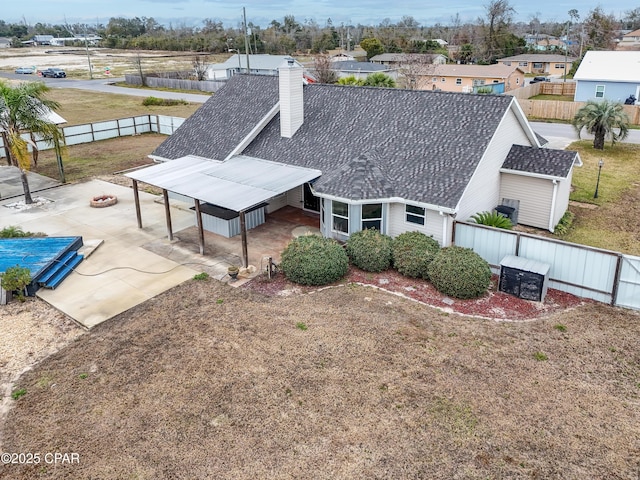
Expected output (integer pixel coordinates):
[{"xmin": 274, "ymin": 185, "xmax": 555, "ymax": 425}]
[
  {"xmin": 45, "ymin": 89, "xmax": 201, "ymax": 126},
  {"xmin": 2, "ymin": 279, "xmax": 639, "ymax": 479},
  {"xmin": 33, "ymin": 134, "xmax": 166, "ymax": 183}
]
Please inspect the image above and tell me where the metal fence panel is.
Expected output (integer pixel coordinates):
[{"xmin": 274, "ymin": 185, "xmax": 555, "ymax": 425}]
[
  {"xmin": 63, "ymin": 124, "xmax": 93, "ymax": 136},
  {"xmin": 454, "ymin": 221, "xmax": 624, "ymax": 306},
  {"xmin": 93, "ymin": 129, "xmax": 119, "ymax": 141},
  {"xmin": 518, "ymin": 237, "xmax": 618, "ymax": 301},
  {"xmin": 157, "ymin": 115, "xmax": 184, "ymax": 135},
  {"xmin": 616, "ymin": 255, "xmax": 640, "ymax": 310},
  {"xmin": 454, "ymin": 223, "xmax": 517, "ymax": 270},
  {"xmin": 65, "ymin": 132, "xmax": 95, "ymax": 146}
]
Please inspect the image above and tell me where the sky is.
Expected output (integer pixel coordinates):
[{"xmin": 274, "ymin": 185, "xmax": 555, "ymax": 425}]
[{"xmin": 1, "ymin": 0, "xmax": 634, "ymax": 29}]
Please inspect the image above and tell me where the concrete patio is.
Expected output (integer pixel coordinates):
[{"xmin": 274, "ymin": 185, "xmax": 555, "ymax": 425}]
[{"xmin": 0, "ymin": 169, "xmax": 319, "ymax": 328}]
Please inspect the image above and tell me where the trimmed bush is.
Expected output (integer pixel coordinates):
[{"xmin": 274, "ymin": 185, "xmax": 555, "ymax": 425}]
[
  {"xmin": 392, "ymin": 231, "xmax": 440, "ymax": 279},
  {"xmin": 427, "ymin": 246, "xmax": 491, "ymax": 299},
  {"xmin": 281, "ymin": 235, "xmax": 348, "ymax": 286},
  {"xmin": 346, "ymin": 229, "xmax": 393, "ymax": 272}
]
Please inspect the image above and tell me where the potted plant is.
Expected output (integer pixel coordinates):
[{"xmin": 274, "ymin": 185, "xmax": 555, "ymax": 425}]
[{"xmin": 227, "ymin": 265, "xmax": 239, "ymax": 280}]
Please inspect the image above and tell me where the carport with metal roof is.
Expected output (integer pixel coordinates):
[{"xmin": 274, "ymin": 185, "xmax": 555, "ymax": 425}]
[{"xmin": 125, "ymin": 155, "xmax": 322, "ymax": 267}]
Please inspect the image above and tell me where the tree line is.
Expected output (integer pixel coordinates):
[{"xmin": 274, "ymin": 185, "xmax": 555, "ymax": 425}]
[{"xmin": 1, "ymin": 3, "xmax": 639, "ymax": 63}]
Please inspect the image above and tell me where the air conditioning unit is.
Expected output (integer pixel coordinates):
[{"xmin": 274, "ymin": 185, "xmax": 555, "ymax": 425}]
[{"xmin": 499, "ymin": 255, "xmax": 550, "ymax": 302}]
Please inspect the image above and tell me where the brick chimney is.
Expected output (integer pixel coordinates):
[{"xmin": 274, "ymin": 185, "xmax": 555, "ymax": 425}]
[{"xmin": 278, "ymin": 57, "xmax": 304, "ymax": 138}]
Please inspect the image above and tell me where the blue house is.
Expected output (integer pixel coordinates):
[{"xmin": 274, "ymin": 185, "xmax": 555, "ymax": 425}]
[{"xmin": 574, "ymin": 51, "xmax": 640, "ymax": 104}]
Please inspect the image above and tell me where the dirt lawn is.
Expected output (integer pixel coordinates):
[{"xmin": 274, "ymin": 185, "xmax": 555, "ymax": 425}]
[{"xmin": 1, "ymin": 276, "xmax": 639, "ymax": 479}]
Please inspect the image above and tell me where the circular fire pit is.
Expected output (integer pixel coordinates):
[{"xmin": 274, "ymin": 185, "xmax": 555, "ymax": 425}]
[{"xmin": 90, "ymin": 195, "xmax": 118, "ymax": 208}]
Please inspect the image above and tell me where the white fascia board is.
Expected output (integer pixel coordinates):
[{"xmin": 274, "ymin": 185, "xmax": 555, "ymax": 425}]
[
  {"xmin": 310, "ymin": 189, "xmax": 457, "ymax": 215},
  {"xmin": 499, "ymin": 168, "xmax": 566, "ymax": 181},
  {"xmin": 508, "ymin": 97, "xmax": 542, "ymax": 148}
]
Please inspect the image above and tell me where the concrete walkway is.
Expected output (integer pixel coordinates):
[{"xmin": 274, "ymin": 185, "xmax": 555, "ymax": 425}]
[{"xmin": 0, "ymin": 177, "xmax": 201, "ymax": 328}]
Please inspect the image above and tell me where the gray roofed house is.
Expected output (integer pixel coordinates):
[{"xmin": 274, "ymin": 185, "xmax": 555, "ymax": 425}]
[
  {"xmin": 331, "ymin": 61, "xmax": 397, "ymax": 81},
  {"xmin": 147, "ymin": 63, "xmax": 581, "ymax": 250}
]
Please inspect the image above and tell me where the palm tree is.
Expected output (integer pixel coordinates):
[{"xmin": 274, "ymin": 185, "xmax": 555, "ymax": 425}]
[
  {"xmin": 0, "ymin": 81, "xmax": 64, "ymax": 204},
  {"xmin": 572, "ymin": 99, "xmax": 630, "ymax": 150},
  {"xmin": 363, "ymin": 72, "xmax": 397, "ymax": 88}
]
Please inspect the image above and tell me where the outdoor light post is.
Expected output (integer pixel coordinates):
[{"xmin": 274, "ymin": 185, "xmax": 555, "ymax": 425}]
[{"xmin": 594, "ymin": 159, "xmax": 604, "ymax": 198}]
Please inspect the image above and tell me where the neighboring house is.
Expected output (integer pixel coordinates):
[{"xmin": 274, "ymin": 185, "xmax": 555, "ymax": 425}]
[
  {"xmin": 328, "ymin": 46, "xmax": 368, "ymax": 62},
  {"xmin": 33, "ymin": 35, "xmax": 55, "ymax": 45},
  {"xmin": 331, "ymin": 61, "xmax": 397, "ymax": 80},
  {"xmin": 370, "ymin": 53, "xmax": 447, "ymax": 66},
  {"xmin": 0, "ymin": 37, "xmax": 11, "ymax": 48},
  {"xmin": 573, "ymin": 51, "xmax": 640, "ymax": 103},
  {"xmin": 417, "ymin": 64, "xmax": 525, "ymax": 92},
  {"xmin": 618, "ymin": 29, "xmax": 640, "ymax": 48},
  {"xmin": 205, "ymin": 54, "xmax": 307, "ymax": 81},
  {"xmin": 134, "ymin": 62, "xmax": 579, "ymax": 258},
  {"xmin": 496, "ymin": 54, "xmax": 576, "ymax": 75}
]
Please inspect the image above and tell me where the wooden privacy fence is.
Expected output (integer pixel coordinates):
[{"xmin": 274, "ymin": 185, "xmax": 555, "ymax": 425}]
[
  {"xmin": 517, "ymin": 99, "xmax": 640, "ymax": 125},
  {"xmin": 125, "ymin": 74, "xmax": 226, "ymax": 93},
  {"xmin": 0, "ymin": 115, "xmax": 186, "ymax": 157},
  {"xmin": 453, "ymin": 221, "xmax": 640, "ymax": 311}
]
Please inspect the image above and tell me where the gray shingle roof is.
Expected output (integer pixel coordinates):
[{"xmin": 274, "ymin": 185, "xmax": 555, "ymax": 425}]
[
  {"xmin": 502, "ymin": 145, "xmax": 578, "ymax": 178},
  {"xmin": 332, "ymin": 61, "xmax": 391, "ymax": 73},
  {"xmin": 152, "ymin": 75, "xmax": 280, "ymax": 161},
  {"xmin": 154, "ymin": 75, "xmax": 516, "ymax": 210}
]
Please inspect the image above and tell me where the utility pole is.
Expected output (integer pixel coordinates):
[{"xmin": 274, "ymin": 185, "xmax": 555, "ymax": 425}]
[
  {"xmin": 243, "ymin": 7, "xmax": 250, "ymax": 74},
  {"xmin": 84, "ymin": 26, "xmax": 93, "ymax": 80}
]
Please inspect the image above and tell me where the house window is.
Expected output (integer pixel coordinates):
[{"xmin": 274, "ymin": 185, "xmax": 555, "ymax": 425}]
[
  {"xmin": 554, "ymin": 64, "xmax": 565, "ymax": 69},
  {"xmin": 406, "ymin": 205, "xmax": 426, "ymax": 226},
  {"xmin": 361, "ymin": 203, "xmax": 382, "ymax": 230},
  {"xmin": 518, "ymin": 61, "xmax": 528, "ymax": 66},
  {"xmin": 595, "ymin": 85, "xmax": 605, "ymax": 98},
  {"xmin": 455, "ymin": 78, "xmax": 462, "ymax": 85},
  {"xmin": 472, "ymin": 79, "xmax": 485, "ymax": 87},
  {"xmin": 533, "ymin": 62, "xmax": 543, "ymax": 69},
  {"xmin": 332, "ymin": 201, "xmax": 349, "ymax": 234},
  {"xmin": 441, "ymin": 77, "xmax": 445, "ymax": 82},
  {"xmin": 492, "ymin": 80, "xmax": 499, "ymax": 84},
  {"xmin": 516, "ymin": 78, "xmax": 520, "ymax": 84},
  {"xmin": 432, "ymin": 77, "xmax": 437, "ymax": 82}
]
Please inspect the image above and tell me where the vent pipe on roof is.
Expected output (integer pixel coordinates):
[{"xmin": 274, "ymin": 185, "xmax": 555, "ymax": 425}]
[{"xmin": 278, "ymin": 57, "xmax": 304, "ymax": 138}]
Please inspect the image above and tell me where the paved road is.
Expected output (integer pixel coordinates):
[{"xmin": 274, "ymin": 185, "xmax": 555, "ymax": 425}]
[{"xmin": 3, "ymin": 72, "xmax": 210, "ymax": 103}]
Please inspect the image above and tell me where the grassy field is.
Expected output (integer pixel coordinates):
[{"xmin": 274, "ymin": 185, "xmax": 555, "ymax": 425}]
[
  {"xmin": 45, "ymin": 89, "xmax": 202, "ymax": 125},
  {"xmin": 563, "ymin": 141, "xmax": 640, "ymax": 255},
  {"xmin": 2, "ymin": 280, "xmax": 640, "ymax": 479}
]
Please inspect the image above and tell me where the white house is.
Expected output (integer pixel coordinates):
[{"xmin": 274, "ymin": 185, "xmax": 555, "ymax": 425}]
[{"xmin": 128, "ymin": 62, "xmax": 580, "ymax": 264}]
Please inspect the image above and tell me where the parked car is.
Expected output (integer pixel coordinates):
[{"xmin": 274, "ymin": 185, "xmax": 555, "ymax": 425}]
[
  {"xmin": 41, "ymin": 68, "xmax": 66, "ymax": 78},
  {"xmin": 530, "ymin": 76, "xmax": 550, "ymax": 84},
  {"xmin": 15, "ymin": 67, "xmax": 34, "ymax": 74}
]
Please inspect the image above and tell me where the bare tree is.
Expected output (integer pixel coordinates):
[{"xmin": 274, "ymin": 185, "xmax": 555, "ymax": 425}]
[
  {"xmin": 481, "ymin": 0, "xmax": 516, "ymax": 62},
  {"xmin": 192, "ymin": 55, "xmax": 209, "ymax": 81},
  {"xmin": 312, "ymin": 54, "xmax": 338, "ymax": 84}
]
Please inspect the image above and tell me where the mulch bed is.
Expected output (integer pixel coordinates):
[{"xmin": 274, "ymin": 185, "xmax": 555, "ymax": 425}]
[{"xmin": 243, "ymin": 266, "xmax": 586, "ymax": 322}]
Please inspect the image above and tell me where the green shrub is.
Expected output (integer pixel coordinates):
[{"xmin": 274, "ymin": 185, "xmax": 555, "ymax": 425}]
[
  {"xmin": 346, "ymin": 229, "xmax": 393, "ymax": 272},
  {"xmin": 0, "ymin": 226, "xmax": 40, "ymax": 238},
  {"xmin": 281, "ymin": 235, "xmax": 348, "ymax": 286},
  {"xmin": 554, "ymin": 210, "xmax": 575, "ymax": 236},
  {"xmin": 427, "ymin": 246, "xmax": 491, "ymax": 299},
  {"xmin": 392, "ymin": 231, "xmax": 440, "ymax": 279},
  {"xmin": 0, "ymin": 265, "xmax": 32, "ymax": 301},
  {"xmin": 470, "ymin": 211, "xmax": 513, "ymax": 229},
  {"xmin": 142, "ymin": 96, "xmax": 188, "ymax": 106}
]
